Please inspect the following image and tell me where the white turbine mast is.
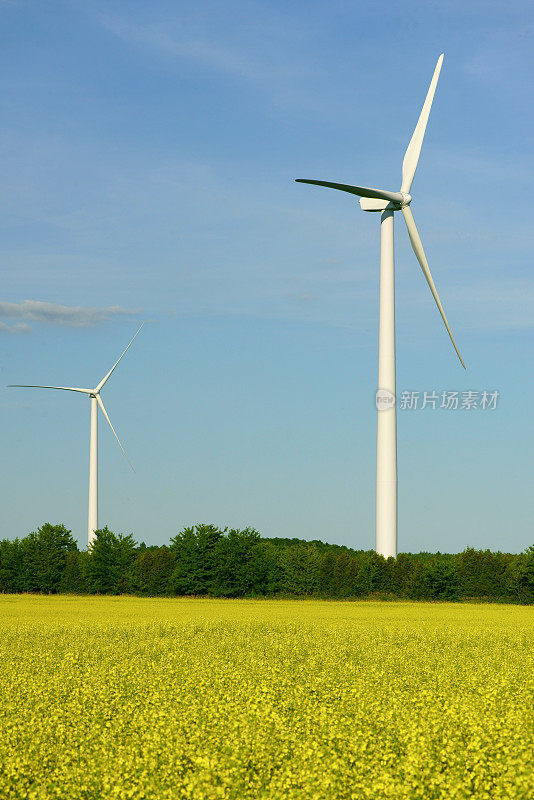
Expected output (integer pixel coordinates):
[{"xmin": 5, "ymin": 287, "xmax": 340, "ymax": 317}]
[
  {"xmin": 296, "ymin": 54, "xmax": 464, "ymax": 559},
  {"xmin": 9, "ymin": 324, "xmax": 143, "ymax": 548}
]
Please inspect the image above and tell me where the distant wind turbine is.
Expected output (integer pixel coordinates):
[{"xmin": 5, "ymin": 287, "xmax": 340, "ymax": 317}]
[
  {"xmin": 9, "ymin": 324, "xmax": 143, "ymax": 547},
  {"xmin": 295, "ymin": 54, "xmax": 464, "ymax": 559}
]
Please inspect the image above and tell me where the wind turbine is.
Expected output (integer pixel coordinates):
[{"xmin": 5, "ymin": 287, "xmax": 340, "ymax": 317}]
[
  {"xmin": 9, "ymin": 324, "xmax": 143, "ymax": 547},
  {"xmin": 295, "ymin": 54, "xmax": 464, "ymax": 559}
]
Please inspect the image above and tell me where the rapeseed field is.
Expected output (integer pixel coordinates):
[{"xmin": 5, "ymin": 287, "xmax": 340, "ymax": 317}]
[{"xmin": 0, "ymin": 596, "xmax": 532, "ymax": 799}]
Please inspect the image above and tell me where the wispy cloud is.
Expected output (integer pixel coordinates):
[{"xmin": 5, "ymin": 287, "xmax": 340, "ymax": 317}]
[
  {"xmin": 451, "ymin": 280, "xmax": 534, "ymax": 331},
  {"xmin": 0, "ymin": 321, "xmax": 31, "ymax": 334},
  {"xmin": 98, "ymin": 12, "xmax": 309, "ymax": 84},
  {"xmin": 464, "ymin": 22, "xmax": 534, "ymax": 86},
  {"xmin": 100, "ymin": 15, "xmax": 262, "ymax": 79},
  {"xmin": 0, "ymin": 300, "xmax": 137, "ymax": 331}
]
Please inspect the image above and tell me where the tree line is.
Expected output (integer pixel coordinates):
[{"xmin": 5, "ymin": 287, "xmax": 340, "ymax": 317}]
[{"xmin": 1, "ymin": 523, "xmax": 533, "ymax": 603}]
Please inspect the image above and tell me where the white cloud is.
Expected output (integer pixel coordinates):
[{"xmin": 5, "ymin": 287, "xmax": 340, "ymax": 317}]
[
  {"xmin": 452, "ymin": 280, "xmax": 534, "ymax": 331},
  {"xmin": 0, "ymin": 300, "xmax": 137, "ymax": 330},
  {"xmin": 463, "ymin": 22, "xmax": 534, "ymax": 87},
  {"xmin": 0, "ymin": 321, "xmax": 31, "ymax": 334},
  {"xmin": 100, "ymin": 15, "xmax": 263, "ymax": 80},
  {"xmin": 96, "ymin": 8, "xmax": 315, "ymax": 94}
]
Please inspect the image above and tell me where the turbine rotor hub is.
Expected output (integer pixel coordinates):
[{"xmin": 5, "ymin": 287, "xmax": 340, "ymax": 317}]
[{"xmin": 399, "ymin": 192, "xmax": 412, "ymax": 207}]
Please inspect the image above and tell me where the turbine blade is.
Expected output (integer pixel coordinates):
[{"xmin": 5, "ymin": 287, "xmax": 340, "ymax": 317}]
[
  {"xmin": 95, "ymin": 393, "xmax": 135, "ymax": 472},
  {"xmin": 7, "ymin": 385, "xmax": 92, "ymax": 394},
  {"xmin": 95, "ymin": 324, "xmax": 144, "ymax": 393},
  {"xmin": 295, "ymin": 180, "xmax": 403, "ymax": 205},
  {"xmin": 401, "ymin": 54, "xmax": 444, "ymax": 194},
  {"xmin": 401, "ymin": 205, "xmax": 465, "ymax": 369}
]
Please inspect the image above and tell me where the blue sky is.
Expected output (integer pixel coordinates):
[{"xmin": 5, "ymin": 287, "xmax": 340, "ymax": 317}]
[{"xmin": 1, "ymin": 0, "xmax": 533, "ymax": 552}]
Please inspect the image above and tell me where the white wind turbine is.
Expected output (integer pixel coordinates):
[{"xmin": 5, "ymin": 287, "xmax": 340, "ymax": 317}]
[
  {"xmin": 295, "ymin": 54, "xmax": 464, "ymax": 559},
  {"xmin": 9, "ymin": 325, "xmax": 143, "ymax": 547}
]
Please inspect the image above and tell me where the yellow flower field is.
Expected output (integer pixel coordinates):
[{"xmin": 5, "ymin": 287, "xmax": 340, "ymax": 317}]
[{"xmin": 0, "ymin": 597, "xmax": 532, "ymax": 799}]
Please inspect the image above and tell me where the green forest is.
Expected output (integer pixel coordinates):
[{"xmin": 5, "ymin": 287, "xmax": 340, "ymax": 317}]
[{"xmin": 1, "ymin": 523, "xmax": 533, "ymax": 603}]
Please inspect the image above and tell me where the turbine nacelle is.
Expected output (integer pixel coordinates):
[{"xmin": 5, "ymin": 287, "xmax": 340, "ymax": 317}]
[
  {"xmin": 359, "ymin": 197, "xmax": 395, "ymax": 212},
  {"xmin": 359, "ymin": 193, "xmax": 411, "ymax": 213}
]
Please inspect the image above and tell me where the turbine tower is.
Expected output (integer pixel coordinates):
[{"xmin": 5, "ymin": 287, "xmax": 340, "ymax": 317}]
[
  {"xmin": 295, "ymin": 54, "xmax": 464, "ymax": 559},
  {"xmin": 9, "ymin": 325, "xmax": 143, "ymax": 547}
]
